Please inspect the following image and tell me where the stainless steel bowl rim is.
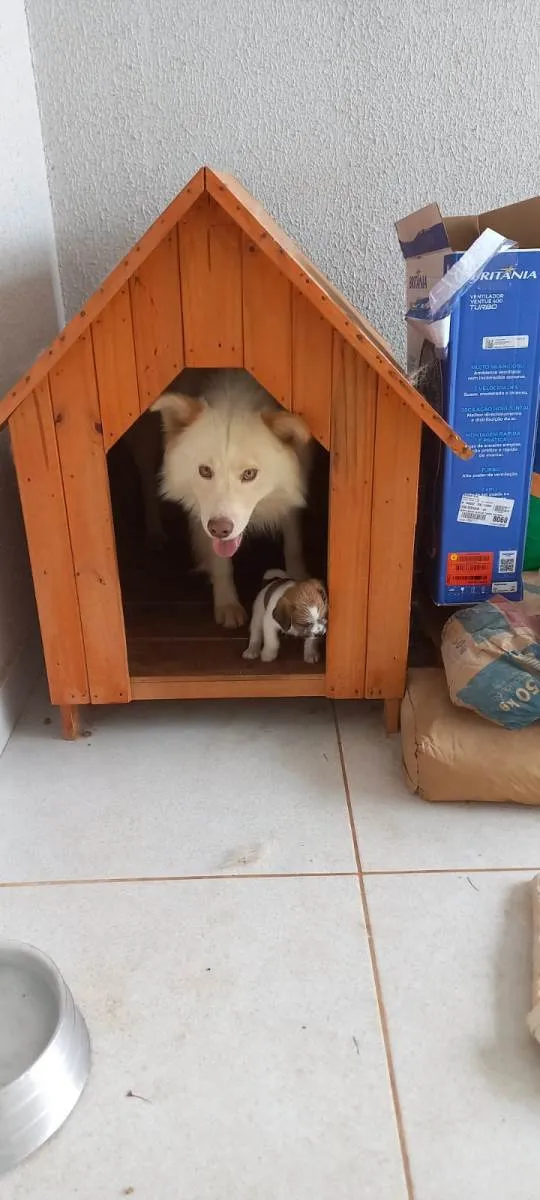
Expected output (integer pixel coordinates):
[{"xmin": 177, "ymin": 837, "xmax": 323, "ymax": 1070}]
[{"xmin": 0, "ymin": 940, "xmax": 69, "ymax": 1095}]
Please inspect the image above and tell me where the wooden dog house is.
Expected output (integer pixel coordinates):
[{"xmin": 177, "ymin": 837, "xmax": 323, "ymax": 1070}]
[{"xmin": 0, "ymin": 166, "xmax": 470, "ymax": 737}]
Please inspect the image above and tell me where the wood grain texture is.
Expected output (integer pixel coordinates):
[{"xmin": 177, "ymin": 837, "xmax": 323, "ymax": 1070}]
[
  {"xmin": 242, "ymin": 235, "xmax": 292, "ymax": 407},
  {"xmin": 365, "ymin": 381, "xmax": 421, "ymax": 702},
  {"xmin": 8, "ymin": 381, "xmax": 89, "ymax": 705},
  {"xmin": 60, "ymin": 705, "xmax": 80, "ymax": 740},
  {"xmin": 130, "ymin": 228, "xmax": 184, "ymax": 411},
  {"xmin": 206, "ymin": 167, "xmax": 472, "ymax": 460},
  {"xmin": 91, "ymin": 285, "xmax": 140, "ymax": 446},
  {"xmin": 131, "ymin": 674, "xmax": 325, "ymax": 700},
  {"xmin": 2, "ymin": 165, "xmax": 471, "ymax": 462},
  {"xmin": 326, "ymin": 336, "xmax": 377, "ymax": 699},
  {"xmin": 49, "ymin": 334, "xmax": 130, "ymax": 704},
  {"xmin": 292, "ymin": 290, "xmax": 332, "ymax": 448},
  {"xmin": 178, "ymin": 193, "xmax": 243, "ymax": 367},
  {"xmin": 0, "ymin": 168, "xmax": 204, "ymax": 427}
]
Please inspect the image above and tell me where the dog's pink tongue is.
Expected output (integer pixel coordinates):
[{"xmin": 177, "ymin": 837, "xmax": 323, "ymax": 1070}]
[{"xmin": 212, "ymin": 534, "xmax": 243, "ymax": 558}]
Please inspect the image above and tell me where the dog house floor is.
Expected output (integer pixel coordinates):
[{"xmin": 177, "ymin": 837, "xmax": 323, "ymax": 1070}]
[{"xmin": 121, "ymin": 557, "xmax": 325, "ymax": 700}]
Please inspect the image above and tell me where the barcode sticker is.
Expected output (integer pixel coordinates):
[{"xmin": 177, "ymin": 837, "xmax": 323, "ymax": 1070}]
[
  {"xmin": 457, "ymin": 494, "xmax": 514, "ymax": 529},
  {"xmin": 482, "ymin": 334, "xmax": 529, "ymax": 350},
  {"xmin": 498, "ymin": 550, "xmax": 518, "ymax": 574},
  {"xmin": 492, "ymin": 581, "xmax": 519, "ymax": 594}
]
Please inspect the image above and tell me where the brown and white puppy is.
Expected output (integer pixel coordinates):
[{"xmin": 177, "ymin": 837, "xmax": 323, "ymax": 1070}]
[
  {"xmin": 243, "ymin": 569, "xmax": 328, "ymax": 665},
  {"xmin": 152, "ymin": 370, "xmax": 311, "ymax": 629}
]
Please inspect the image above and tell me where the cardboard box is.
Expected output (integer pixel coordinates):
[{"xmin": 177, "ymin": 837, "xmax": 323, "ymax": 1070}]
[{"xmin": 396, "ymin": 197, "xmax": 540, "ymax": 605}]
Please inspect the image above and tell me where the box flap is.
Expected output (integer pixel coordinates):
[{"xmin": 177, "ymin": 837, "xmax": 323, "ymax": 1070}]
[
  {"xmin": 400, "ymin": 196, "xmax": 540, "ymax": 257},
  {"xmin": 443, "ymin": 215, "xmax": 480, "ymax": 251},
  {"xmin": 396, "ymin": 203, "xmax": 450, "ymax": 260},
  {"xmin": 478, "ymin": 196, "xmax": 540, "ymax": 248}
]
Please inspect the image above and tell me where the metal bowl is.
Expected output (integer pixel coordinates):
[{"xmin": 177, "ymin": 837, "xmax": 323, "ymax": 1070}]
[{"xmin": 0, "ymin": 941, "xmax": 91, "ymax": 1175}]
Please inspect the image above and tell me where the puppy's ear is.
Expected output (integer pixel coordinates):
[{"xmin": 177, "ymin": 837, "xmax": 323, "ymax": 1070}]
[
  {"xmin": 274, "ymin": 595, "xmax": 293, "ymax": 633},
  {"xmin": 262, "ymin": 410, "xmax": 311, "ymax": 449},
  {"xmin": 314, "ymin": 580, "xmax": 328, "ymax": 610},
  {"xmin": 151, "ymin": 391, "xmax": 203, "ymax": 436}
]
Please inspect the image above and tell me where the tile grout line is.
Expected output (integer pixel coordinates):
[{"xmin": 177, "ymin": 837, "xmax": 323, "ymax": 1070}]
[
  {"xmin": 333, "ymin": 704, "xmax": 415, "ymax": 1200},
  {"xmin": 1, "ymin": 865, "xmax": 537, "ymax": 890},
  {"xmin": 0, "ymin": 871, "xmax": 359, "ymax": 889},
  {"xmin": 362, "ymin": 865, "xmax": 540, "ymax": 876}
]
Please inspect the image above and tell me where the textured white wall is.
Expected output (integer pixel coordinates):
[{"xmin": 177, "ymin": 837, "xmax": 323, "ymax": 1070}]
[
  {"xmin": 0, "ymin": 0, "xmax": 61, "ymax": 730},
  {"xmin": 25, "ymin": 0, "xmax": 540, "ymax": 356}
]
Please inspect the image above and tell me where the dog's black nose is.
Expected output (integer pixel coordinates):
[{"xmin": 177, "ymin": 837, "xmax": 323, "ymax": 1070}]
[{"xmin": 208, "ymin": 516, "xmax": 234, "ymax": 540}]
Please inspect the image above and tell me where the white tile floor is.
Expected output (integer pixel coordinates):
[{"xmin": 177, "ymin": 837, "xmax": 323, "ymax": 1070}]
[{"xmin": 2, "ymin": 684, "xmax": 540, "ymax": 1199}]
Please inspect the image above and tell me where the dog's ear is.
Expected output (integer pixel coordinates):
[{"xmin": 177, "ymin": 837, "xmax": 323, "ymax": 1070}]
[
  {"xmin": 274, "ymin": 595, "xmax": 293, "ymax": 633},
  {"xmin": 262, "ymin": 410, "xmax": 311, "ymax": 449},
  {"xmin": 151, "ymin": 391, "xmax": 203, "ymax": 436},
  {"xmin": 314, "ymin": 580, "xmax": 328, "ymax": 610}
]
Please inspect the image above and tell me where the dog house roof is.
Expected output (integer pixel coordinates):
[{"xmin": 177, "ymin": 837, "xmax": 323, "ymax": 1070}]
[{"xmin": 0, "ymin": 166, "xmax": 470, "ymax": 457}]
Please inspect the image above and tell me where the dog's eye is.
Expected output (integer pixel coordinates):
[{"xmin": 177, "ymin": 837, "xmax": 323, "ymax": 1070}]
[
  {"xmin": 240, "ymin": 468, "xmax": 258, "ymax": 483},
  {"xmin": 198, "ymin": 464, "xmax": 214, "ymax": 480}
]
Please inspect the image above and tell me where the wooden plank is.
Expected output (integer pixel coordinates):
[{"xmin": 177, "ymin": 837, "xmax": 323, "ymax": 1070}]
[
  {"xmin": 365, "ymin": 381, "xmax": 421, "ymax": 701},
  {"xmin": 60, "ymin": 705, "xmax": 80, "ymax": 740},
  {"xmin": 8, "ymin": 382, "xmax": 89, "ymax": 705},
  {"xmin": 242, "ymin": 235, "xmax": 292, "ymax": 407},
  {"xmin": 91, "ymin": 285, "xmax": 140, "ymax": 447},
  {"xmin": 531, "ymin": 472, "xmax": 540, "ymax": 499},
  {"xmin": 0, "ymin": 168, "xmax": 205, "ymax": 428},
  {"xmin": 178, "ymin": 193, "xmax": 243, "ymax": 367},
  {"xmin": 130, "ymin": 228, "xmax": 184, "ymax": 411},
  {"xmin": 326, "ymin": 336, "xmax": 377, "ymax": 699},
  {"xmin": 49, "ymin": 334, "xmax": 130, "ymax": 704},
  {"xmin": 292, "ymin": 290, "xmax": 332, "ymax": 449},
  {"xmin": 206, "ymin": 168, "xmax": 472, "ymax": 460},
  {"xmin": 131, "ymin": 674, "xmax": 325, "ymax": 701}
]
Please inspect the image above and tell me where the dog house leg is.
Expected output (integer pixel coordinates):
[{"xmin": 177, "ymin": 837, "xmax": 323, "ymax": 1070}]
[
  {"xmin": 60, "ymin": 705, "xmax": 80, "ymax": 741},
  {"xmin": 383, "ymin": 698, "xmax": 401, "ymax": 736}
]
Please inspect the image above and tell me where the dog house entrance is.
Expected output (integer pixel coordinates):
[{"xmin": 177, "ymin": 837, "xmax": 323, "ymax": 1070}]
[{"xmin": 107, "ymin": 370, "xmax": 329, "ymax": 698}]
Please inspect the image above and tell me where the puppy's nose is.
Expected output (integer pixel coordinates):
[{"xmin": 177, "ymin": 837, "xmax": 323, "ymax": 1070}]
[{"xmin": 208, "ymin": 516, "xmax": 234, "ymax": 540}]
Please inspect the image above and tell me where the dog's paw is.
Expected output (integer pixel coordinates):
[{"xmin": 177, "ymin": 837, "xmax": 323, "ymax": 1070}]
[
  {"xmin": 304, "ymin": 643, "xmax": 321, "ymax": 664},
  {"xmin": 260, "ymin": 648, "xmax": 279, "ymax": 663},
  {"xmin": 215, "ymin": 601, "xmax": 247, "ymax": 629},
  {"xmin": 242, "ymin": 646, "xmax": 260, "ymax": 661}
]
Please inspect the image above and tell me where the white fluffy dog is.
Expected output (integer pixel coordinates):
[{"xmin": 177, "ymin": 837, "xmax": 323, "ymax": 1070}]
[{"xmin": 152, "ymin": 370, "xmax": 311, "ymax": 628}]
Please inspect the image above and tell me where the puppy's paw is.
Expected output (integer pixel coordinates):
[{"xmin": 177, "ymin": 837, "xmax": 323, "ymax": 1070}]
[
  {"xmin": 260, "ymin": 648, "xmax": 279, "ymax": 663},
  {"xmin": 215, "ymin": 601, "xmax": 247, "ymax": 629},
  {"xmin": 242, "ymin": 646, "xmax": 260, "ymax": 660},
  {"xmin": 304, "ymin": 643, "xmax": 321, "ymax": 664}
]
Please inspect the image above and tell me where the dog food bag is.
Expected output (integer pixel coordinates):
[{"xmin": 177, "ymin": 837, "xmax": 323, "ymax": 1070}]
[
  {"xmin": 401, "ymin": 668, "xmax": 540, "ymax": 804},
  {"xmin": 441, "ymin": 573, "xmax": 540, "ymax": 729}
]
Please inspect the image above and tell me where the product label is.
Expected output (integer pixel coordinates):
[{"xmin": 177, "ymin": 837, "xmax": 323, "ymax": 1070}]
[
  {"xmin": 482, "ymin": 334, "xmax": 529, "ymax": 351},
  {"xmin": 457, "ymin": 493, "xmax": 514, "ymax": 528},
  {"xmin": 446, "ymin": 552, "xmax": 494, "ymax": 587},
  {"xmin": 492, "ymin": 581, "xmax": 519, "ymax": 593},
  {"xmin": 498, "ymin": 550, "xmax": 518, "ymax": 574}
]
